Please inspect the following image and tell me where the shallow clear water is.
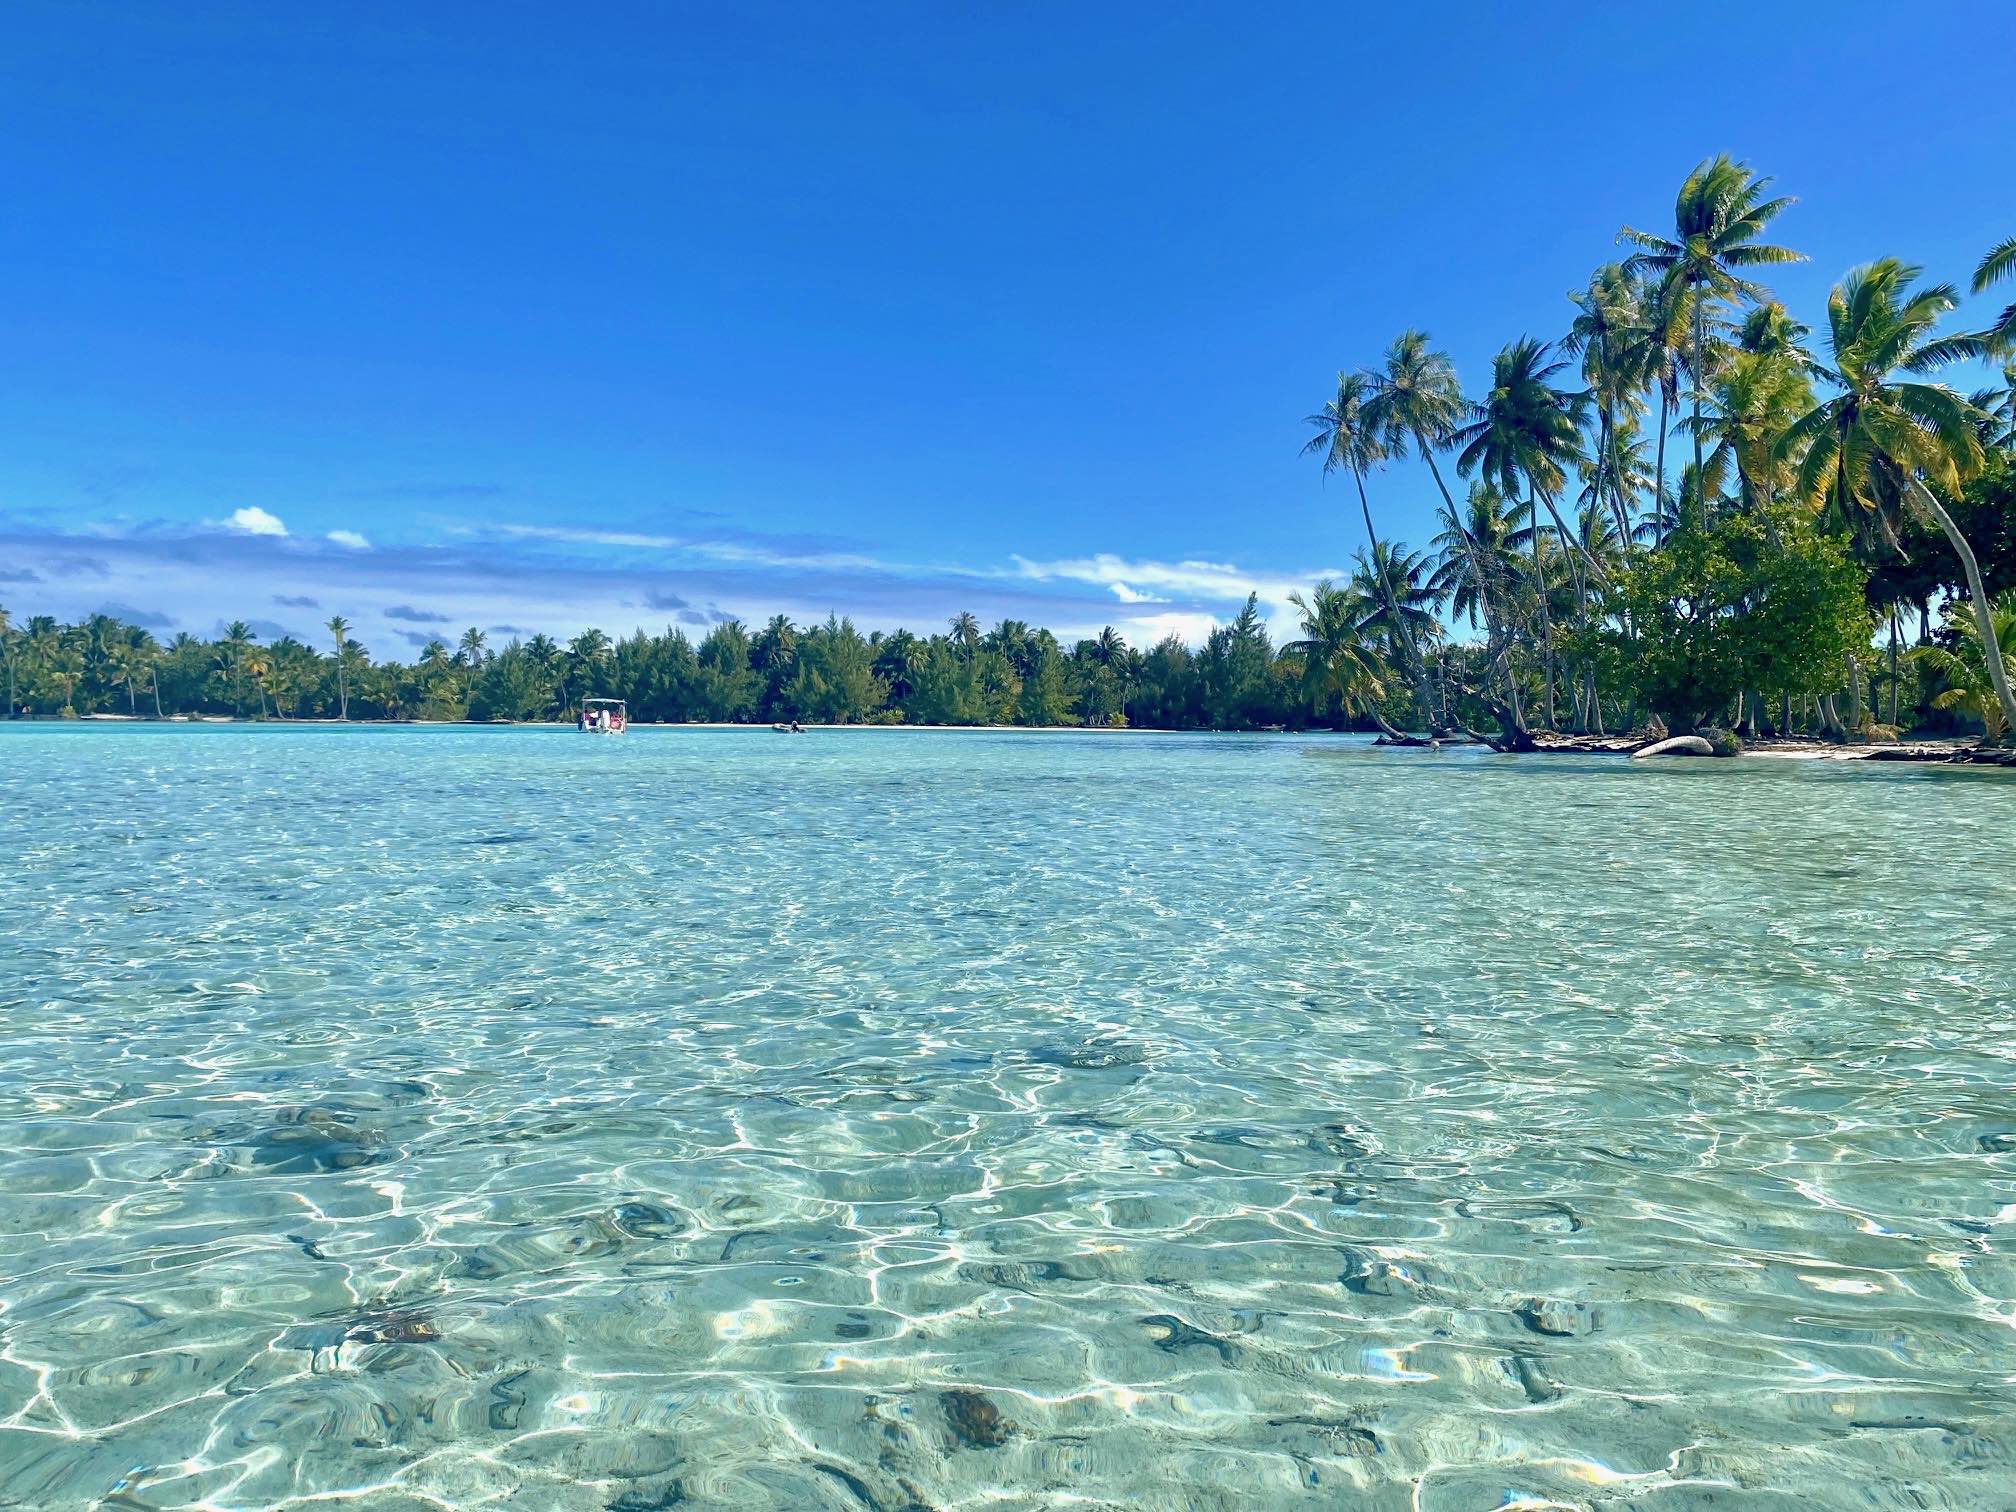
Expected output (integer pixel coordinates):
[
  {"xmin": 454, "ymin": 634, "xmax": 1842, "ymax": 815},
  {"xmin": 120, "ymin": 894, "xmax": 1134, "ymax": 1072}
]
[{"xmin": 2, "ymin": 725, "xmax": 2013, "ymax": 1511}]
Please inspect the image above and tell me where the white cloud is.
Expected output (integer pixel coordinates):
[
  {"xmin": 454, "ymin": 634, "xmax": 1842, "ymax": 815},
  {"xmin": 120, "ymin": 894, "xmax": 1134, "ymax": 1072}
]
[
  {"xmin": 1109, "ymin": 582, "xmax": 1168, "ymax": 604},
  {"xmin": 1124, "ymin": 611, "xmax": 1223, "ymax": 646},
  {"xmin": 225, "ymin": 506, "xmax": 287, "ymax": 537},
  {"xmin": 327, "ymin": 529, "xmax": 372, "ymax": 549},
  {"xmin": 1016, "ymin": 551, "xmax": 1333, "ymax": 607},
  {"xmin": 1014, "ymin": 551, "xmax": 1342, "ymax": 649}
]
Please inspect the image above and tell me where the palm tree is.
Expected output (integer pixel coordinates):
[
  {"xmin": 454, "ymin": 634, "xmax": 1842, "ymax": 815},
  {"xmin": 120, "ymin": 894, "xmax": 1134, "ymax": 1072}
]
[
  {"xmin": 1304, "ymin": 372, "xmax": 1389, "ymax": 553},
  {"xmin": 1971, "ymin": 363, "xmax": 2016, "ymax": 450},
  {"xmin": 1365, "ymin": 330, "xmax": 1470, "ymax": 517},
  {"xmin": 108, "ymin": 630, "xmax": 159, "ymax": 716},
  {"xmin": 1622, "ymin": 155, "xmax": 1803, "ymax": 494},
  {"xmin": 1781, "ymin": 258, "xmax": 2014, "ymax": 740},
  {"xmin": 872, "ymin": 628, "xmax": 927, "ymax": 702},
  {"xmin": 1350, "ymin": 542, "xmax": 1441, "ymax": 653},
  {"xmin": 1687, "ymin": 339, "xmax": 1813, "ymax": 513},
  {"xmin": 1976, "ymin": 235, "xmax": 2016, "ymax": 353},
  {"xmin": 214, "ymin": 621, "xmax": 256, "ymax": 716},
  {"xmin": 1454, "ymin": 338, "xmax": 1597, "ymax": 727},
  {"xmin": 1455, "ymin": 338, "xmax": 1599, "ymax": 576},
  {"xmin": 1429, "ymin": 482, "xmax": 1526, "ymax": 731},
  {"xmin": 1911, "ymin": 591, "xmax": 2016, "ymax": 745},
  {"xmin": 244, "ymin": 646, "xmax": 273, "ymax": 718},
  {"xmin": 1283, "ymin": 582, "xmax": 1389, "ymax": 729},
  {"xmin": 457, "ymin": 627, "xmax": 488, "ymax": 669},
  {"xmin": 1564, "ymin": 264, "xmax": 1649, "ymax": 540},
  {"xmin": 982, "ymin": 619, "xmax": 1035, "ymax": 677},
  {"xmin": 326, "ymin": 615, "xmax": 352, "ymax": 720},
  {"xmin": 26, "ymin": 617, "xmax": 85, "ymax": 716},
  {"xmin": 1305, "ymin": 369, "xmax": 1438, "ymax": 729},
  {"xmin": 1619, "ymin": 277, "xmax": 1687, "ymax": 534},
  {"xmin": 948, "ymin": 611, "xmax": 980, "ymax": 657}
]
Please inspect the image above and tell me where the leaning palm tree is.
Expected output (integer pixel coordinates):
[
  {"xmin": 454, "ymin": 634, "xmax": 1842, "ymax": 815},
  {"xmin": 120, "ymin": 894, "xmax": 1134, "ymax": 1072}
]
[
  {"xmin": 1365, "ymin": 330, "xmax": 1470, "ymax": 518},
  {"xmin": 1304, "ymin": 371, "xmax": 1389, "ymax": 553},
  {"xmin": 1622, "ymin": 155, "xmax": 1804, "ymax": 493},
  {"xmin": 1781, "ymin": 258, "xmax": 2015, "ymax": 739},
  {"xmin": 1454, "ymin": 338, "xmax": 1600, "ymax": 578},
  {"xmin": 1911, "ymin": 592, "xmax": 2016, "ymax": 745},
  {"xmin": 325, "ymin": 615, "xmax": 352, "ymax": 719}
]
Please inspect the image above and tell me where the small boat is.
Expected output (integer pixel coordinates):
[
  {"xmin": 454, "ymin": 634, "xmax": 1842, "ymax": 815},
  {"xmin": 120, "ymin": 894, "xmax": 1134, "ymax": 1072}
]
[
  {"xmin": 771, "ymin": 721, "xmax": 805, "ymax": 734},
  {"xmin": 579, "ymin": 698, "xmax": 628, "ymax": 735}
]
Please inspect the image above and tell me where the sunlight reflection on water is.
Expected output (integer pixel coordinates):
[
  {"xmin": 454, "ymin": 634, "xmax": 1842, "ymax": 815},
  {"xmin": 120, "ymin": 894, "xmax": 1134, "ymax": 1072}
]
[{"xmin": 1, "ymin": 724, "xmax": 2013, "ymax": 1510}]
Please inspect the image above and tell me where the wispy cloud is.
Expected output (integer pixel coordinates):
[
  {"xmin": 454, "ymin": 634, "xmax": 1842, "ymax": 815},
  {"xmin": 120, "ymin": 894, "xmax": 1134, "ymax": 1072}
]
[
  {"xmin": 274, "ymin": 593, "xmax": 321, "ymax": 609},
  {"xmin": 385, "ymin": 603, "xmax": 450, "ymax": 623},
  {"xmin": 0, "ymin": 568, "xmax": 42, "ymax": 584},
  {"xmin": 1109, "ymin": 582, "xmax": 1168, "ymax": 604},
  {"xmin": 492, "ymin": 522, "xmax": 904, "ymax": 575},
  {"xmin": 327, "ymin": 529, "xmax": 372, "ymax": 550}
]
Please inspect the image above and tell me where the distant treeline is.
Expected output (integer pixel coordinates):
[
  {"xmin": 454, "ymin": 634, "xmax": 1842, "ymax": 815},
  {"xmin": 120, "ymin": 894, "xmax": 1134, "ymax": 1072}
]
[{"xmin": 0, "ymin": 598, "xmax": 1402, "ymax": 729}]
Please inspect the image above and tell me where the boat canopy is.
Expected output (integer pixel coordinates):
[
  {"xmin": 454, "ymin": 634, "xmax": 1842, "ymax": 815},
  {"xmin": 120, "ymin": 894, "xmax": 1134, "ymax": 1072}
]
[{"xmin": 581, "ymin": 698, "xmax": 628, "ymax": 709}]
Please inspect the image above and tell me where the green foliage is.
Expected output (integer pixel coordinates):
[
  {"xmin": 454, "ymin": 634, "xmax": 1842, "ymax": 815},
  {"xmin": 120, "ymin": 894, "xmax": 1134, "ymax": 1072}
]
[
  {"xmin": 1609, "ymin": 511, "xmax": 1871, "ymax": 730},
  {"xmin": 1911, "ymin": 591, "xmax": 2016, "ymax": 742}
]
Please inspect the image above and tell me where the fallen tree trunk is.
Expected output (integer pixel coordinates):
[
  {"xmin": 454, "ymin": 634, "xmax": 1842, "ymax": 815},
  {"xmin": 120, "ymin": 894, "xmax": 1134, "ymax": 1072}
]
[{"xmin": 1630, "ymin": 735, "xmax": 1716, "ymax": 760}]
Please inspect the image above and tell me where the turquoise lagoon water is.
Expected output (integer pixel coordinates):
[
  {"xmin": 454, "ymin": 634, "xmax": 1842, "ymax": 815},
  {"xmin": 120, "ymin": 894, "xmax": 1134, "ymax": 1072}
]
[{"xmin": 2, "ymin": 724, "xmax": 2014, "ymax": 1511}]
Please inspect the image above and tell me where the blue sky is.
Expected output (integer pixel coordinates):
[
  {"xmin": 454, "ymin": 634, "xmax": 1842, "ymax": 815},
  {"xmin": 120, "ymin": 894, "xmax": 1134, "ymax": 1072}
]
[{"xmin": 4, "ymin": 1, "xmax": 2014, "ymax": 655}]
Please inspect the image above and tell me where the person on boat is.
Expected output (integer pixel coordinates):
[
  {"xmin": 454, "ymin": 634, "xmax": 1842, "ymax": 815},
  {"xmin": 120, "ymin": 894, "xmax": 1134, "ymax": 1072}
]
[{"xmin": 789, "ymin": 719, "xmax": 803, "ymax": 734}]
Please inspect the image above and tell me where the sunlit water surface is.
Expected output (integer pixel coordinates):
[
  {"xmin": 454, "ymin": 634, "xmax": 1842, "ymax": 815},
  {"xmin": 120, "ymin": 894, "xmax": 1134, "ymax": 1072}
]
[{"xmin": 2, "ymin": 725, "xmax": 2013, "ymax": 1511}]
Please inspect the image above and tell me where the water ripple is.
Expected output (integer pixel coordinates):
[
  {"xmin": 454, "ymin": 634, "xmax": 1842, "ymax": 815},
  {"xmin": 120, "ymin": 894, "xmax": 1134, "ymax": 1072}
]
[{"xmin": 1, "ymin": 725, "xmax": 2013, "ymax": 1510}]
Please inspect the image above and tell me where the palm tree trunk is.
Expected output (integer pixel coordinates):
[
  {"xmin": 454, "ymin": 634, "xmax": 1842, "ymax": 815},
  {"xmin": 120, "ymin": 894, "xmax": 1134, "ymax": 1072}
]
[
  {"xmin": 1351, "ymin": 465, "xmax": 1435, "ymax": 733},
  {"xmin": 1415, "ymin": 432, "xmax": 1527, "ymax": 731},
  {"xmin": 1529, "ymin": 501, "xmax": 1556, "ymax": 728},
  {"xmin": 151, "ymin": 674, "xmax": 163, "ymax": 719},
  {"xmin": 1691, "ymin": 294, "xmax": 1706, "ymax": 490},
  {"xmin": 1654, "ymin": 390, "xmax": 1671, "ymax": 545},
  {"xmin": 1910, "ymin": 478, "xmax": 2016, "ymax": 741},
  {"xmin": 1535, "ymin": 488, "xmax": 1610, "ymax": 588},
  {"xmin": 1887, "ymin": 611, "xmax": 1901, "ymax": 727}
]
